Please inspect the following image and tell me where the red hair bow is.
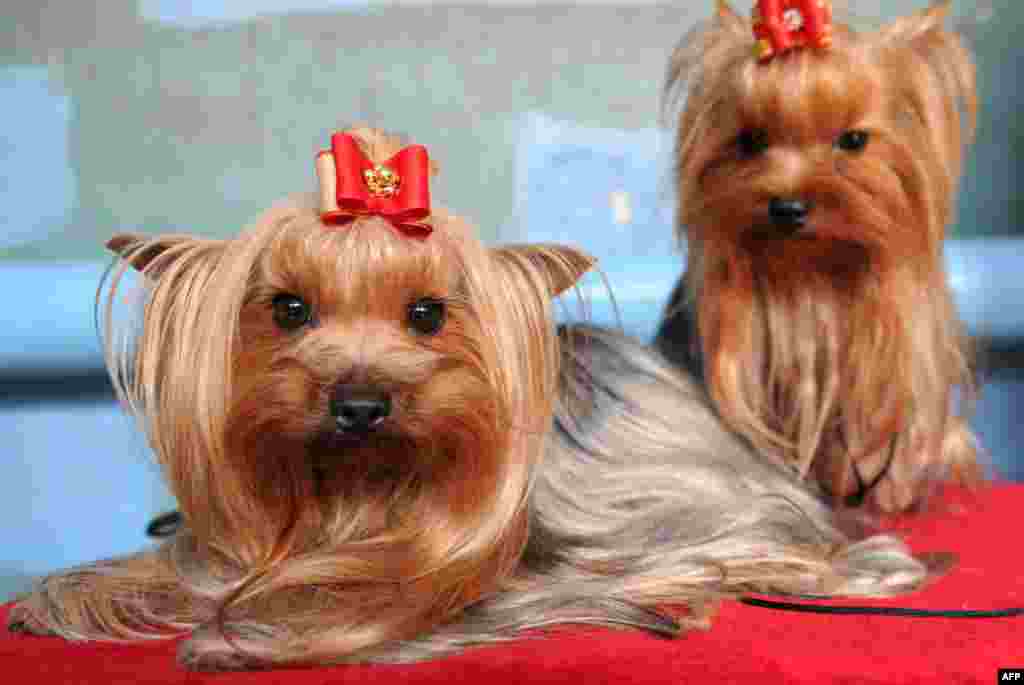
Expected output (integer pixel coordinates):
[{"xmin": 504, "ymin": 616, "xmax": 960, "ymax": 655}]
[
  {"xmin": 752, "ymin": 0, "xmax": 833, "ymax": 62},
  {"xmin": 316, "ymin": 133, "xmax": 432, "ymax": 237}
]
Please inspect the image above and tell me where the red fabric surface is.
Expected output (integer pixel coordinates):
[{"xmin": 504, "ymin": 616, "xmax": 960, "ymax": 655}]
[{"xmin": 3, "ymin": 485, "xmax": 1022, "ymax": 684}]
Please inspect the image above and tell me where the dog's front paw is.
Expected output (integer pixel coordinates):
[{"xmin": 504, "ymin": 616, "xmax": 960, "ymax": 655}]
[
  {"xmin": 178, "ymin": 625, "xmax": 279, "ymax": 671},
  {"xmin": 6, "ymin": 603, "xmax": 56, "ymax": 637}
]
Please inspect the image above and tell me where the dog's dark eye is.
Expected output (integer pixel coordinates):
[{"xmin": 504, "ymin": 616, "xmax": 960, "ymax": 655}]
[
  {"xmin": 836, "ymin": 129, "xmax": 870, "ymax": 152},
  {"xmin": 736, "ymin": 129, "xmax": 770, "ymax": 158},
  {"xmin": 272, "ymin": 293, "xmax": 311, "ymax": 330},
  {"xmin": 407, "ymin": 298, "xmax": 446, "ymax": 336}
]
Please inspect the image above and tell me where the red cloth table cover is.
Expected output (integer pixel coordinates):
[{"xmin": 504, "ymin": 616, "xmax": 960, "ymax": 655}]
[{"xmin": 3, "ymin": 485, "xmax": 1022, "ymax": 684}]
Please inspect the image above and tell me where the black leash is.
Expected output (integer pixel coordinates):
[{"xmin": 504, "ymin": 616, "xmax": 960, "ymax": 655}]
[{"xmin": 740, "ymin": 595, "xmax": 1024, "ymax": 618}]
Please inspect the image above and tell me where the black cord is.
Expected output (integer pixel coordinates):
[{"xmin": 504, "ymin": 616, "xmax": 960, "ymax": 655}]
[
  {"xmin": 817, "ymin": 437, "xmax": 898, "ymax": 508},
  {"xmin": 740, "ymin": 596, "xmax": 1024, "ymax": 618}
]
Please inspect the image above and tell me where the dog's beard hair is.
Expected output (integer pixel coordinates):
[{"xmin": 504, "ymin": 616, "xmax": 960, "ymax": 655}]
[
  {"xmin": 693, "ymin": 242, "xmax": 959, "ymax": 506},
  {"xmin": 189, "ymin": 358, "xmax": 518, "ymax": 662},
  {"xmin": 657, "ymin": 3, "xmax": 980, "ymax": 511}
]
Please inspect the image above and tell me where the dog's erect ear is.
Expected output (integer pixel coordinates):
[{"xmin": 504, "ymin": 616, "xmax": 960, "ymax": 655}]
[
  {"xmin": 878, "ymin": 1, "xmax": 956, "ymax": 47},
  {"xmin": 713, "ymin": 0, "xmax": 747, "ymax": 35},
  {"xmin": 663, "ymin": 1, "xmax": 750, "ymax": 124},
  {"xmin": 491, "ymin": 244, "xmax": 596, "ymax": 297},
  {"xmin": 875, "ymin": 0, "xmax": 976, "ymax": 145},
  {"xmin": 106, "ymin": 233, "xmax": 208, "ymax": 278}
]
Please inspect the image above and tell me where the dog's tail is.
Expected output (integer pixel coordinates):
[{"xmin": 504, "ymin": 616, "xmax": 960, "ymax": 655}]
[{"xmin": 382, "ymin": 325, "xmax": 933, "ymax": 662}]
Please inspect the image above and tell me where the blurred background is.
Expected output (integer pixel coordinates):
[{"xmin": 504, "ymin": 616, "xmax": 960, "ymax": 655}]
[{"xmin": 1, "ymin": 0, "xmax": 1020, "ymax": 600}]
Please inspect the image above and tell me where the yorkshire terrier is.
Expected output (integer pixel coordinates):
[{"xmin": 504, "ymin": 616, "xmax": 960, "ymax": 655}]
[
  {"xmin": 9, "ymin": 127, "xmax": 931, "ymax": 668},
  {"xmin": 656, "ymin": 0, "xmax": 981, "ymax": 511}
]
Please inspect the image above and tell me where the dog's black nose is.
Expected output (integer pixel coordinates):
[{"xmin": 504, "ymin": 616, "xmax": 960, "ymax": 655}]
[
  {"xmin": 768, "ymin": 197, "xmax": 810, "ymax": 227},
  {"xmin": 330, "ymin": 390, "xmax": 391, "ymax": 433}
]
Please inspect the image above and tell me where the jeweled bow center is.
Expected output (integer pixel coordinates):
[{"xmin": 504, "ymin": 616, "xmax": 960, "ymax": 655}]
[
  {"xmin": 783, "ymin": 8, "xmax": 804, "ymax": 31},
  {"xmin": 363, "ymin": 165, "xmax": 401, "ymax": 198}
]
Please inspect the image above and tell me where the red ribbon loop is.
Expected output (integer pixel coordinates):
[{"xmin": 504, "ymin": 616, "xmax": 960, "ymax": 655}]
[{"xmin": 318, "ymin": 133, "xmax": 432, "ymax": 238}]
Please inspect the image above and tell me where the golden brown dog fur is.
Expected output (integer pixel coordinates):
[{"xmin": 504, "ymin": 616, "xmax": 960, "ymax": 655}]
[
  {"xmin": 10, "ymin": 128, "xmax": 932, "ymax": 668},
  {"xmin": 656, "ymin": 1, "xmax": 980, "ymax": 511}
]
